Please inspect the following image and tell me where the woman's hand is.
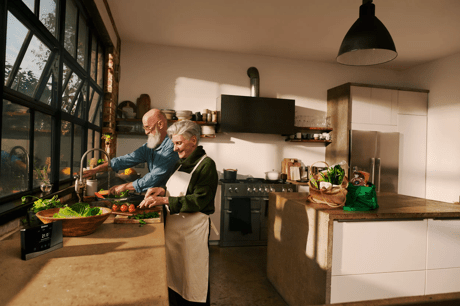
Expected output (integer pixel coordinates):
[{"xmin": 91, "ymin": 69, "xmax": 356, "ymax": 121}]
[
  {"xmin": 139, "ymin": 196, "xmax": 169, "ymax": 208},
  {"xmin": 144, "ymin": 187, "xmax": 166, "ymax": 198}
]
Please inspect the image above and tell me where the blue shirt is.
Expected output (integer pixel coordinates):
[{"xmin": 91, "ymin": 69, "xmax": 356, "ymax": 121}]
[{"xmin": 110, "ymin": 137, "xmax": 179, "ymax": 193}]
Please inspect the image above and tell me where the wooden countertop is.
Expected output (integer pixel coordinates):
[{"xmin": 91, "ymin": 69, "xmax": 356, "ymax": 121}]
[
  {"xmin": 281, "ymin": 192, "xmax": 460, "ymax": 220},
  {"xmin": 0, "ymin": 215, "xmax": 168, "ymax": 306}
]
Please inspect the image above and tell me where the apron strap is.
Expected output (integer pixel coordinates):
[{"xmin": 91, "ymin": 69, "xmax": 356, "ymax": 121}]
[{"xmin": 190, "ymin": 154, "xmax": 207, "ymax": 175}]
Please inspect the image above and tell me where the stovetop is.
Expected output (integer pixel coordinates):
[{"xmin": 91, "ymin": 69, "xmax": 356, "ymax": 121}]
[
  {"xmin": 220, "ymin": 178, "xmax": 296, "ymax": 196},
  {"xmin": 220, "ymin": 178, "xmax": 290, "ymax": 185}
]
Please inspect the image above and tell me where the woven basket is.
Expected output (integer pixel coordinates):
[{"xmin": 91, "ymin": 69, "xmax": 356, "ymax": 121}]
[{"xmin": 307, "ymin": 161, "xmax": 348, "ymax": 208}]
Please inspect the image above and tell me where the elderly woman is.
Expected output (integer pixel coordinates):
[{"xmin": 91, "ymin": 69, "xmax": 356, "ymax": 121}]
[{"xmin": 139, "ymin": 120, "xmax": 218, "ymax": 306}]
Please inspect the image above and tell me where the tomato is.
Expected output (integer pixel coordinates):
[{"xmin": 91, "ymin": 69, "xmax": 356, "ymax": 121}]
[
  {"xmin": 128, "ymin": 204, "xmax": 136, "ymax": 213},
  {"xmin": 112, "ymin": 204, "xmax": 119, "ymax": 212},
  {"xmin": 120, "ymin": 204, "xmax": 128, "ymax": 212}
]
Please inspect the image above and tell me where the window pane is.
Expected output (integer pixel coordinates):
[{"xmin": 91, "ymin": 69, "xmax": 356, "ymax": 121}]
[
  {"xmin": 73, "ymin": 82, "xmax": 86, "ymax": 118},
  {"xmin": 88, "ymin": 88, "xmax": 100, "ymax": 122},
  {"xmin": 97, "ymin": 44, "xmax": 103, "ymax": 87},
  {"xmin": 60, "ymin": 121, "xmax": 72, "ymax": 180},
  {"xmin": 61, "ymin": 63, "xmax": 82, "ymax": 114},
  {"xmin": 1, "ymin": 101, "xmax": 30, "ymax": 197},
  {"xmin": 73, "ymin": 124, "xmax": 83, "ymax": 177},
  {"xmin": 38, "ymin": 55, "xmax": 58, "ymax": 105},
  {"xmin": 64, "ymin": 0, "xmax": 77, "ymax": 57},
  {"xmin": 5, "ymin": 13, "xmax": 29, "ymax": 85},
  {"xmin": 93, "ymin": 101, "xmax": 101, "ymax": 126},
  {"xmin": 90, "ymin": 35, "xmax": 97, "ymax": 80},
  {"xmin": 40, "ymin": 0, "xmax": 58, "ymax": 37},
  {"xmin": 77, "ymin": 14, "xmax": 87, "ymax": 68},
  {"xmin": 10, "ymin": 35, "xmax": 52, "ymax": 99},
  {"xmin": 33, "ymin": 112, "xmax": 52, "ymax": 189},
  {"xmin": 22, "ymin": 0, "xmax": 34, "ymax": 12}
]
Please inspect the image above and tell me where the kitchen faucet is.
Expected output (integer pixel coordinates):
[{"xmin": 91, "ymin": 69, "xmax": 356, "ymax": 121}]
[
  {"xmin": 75, "ymin": 148, "xmax": 111, "ymax": 202},
  {"xmin": 9, "ymin": 146, "xmax": 29, "ymax": 188}
]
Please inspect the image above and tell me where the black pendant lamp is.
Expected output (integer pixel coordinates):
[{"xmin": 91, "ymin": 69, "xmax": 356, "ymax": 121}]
[{"xmin": 337, "ymin": 0, "xmax": 397, "ymax": 66}]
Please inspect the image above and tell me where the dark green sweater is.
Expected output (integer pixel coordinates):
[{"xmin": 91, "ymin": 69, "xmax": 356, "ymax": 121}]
[{"xmin": 167, "ymin": 146, "xmax": 218, "ymax": 215}]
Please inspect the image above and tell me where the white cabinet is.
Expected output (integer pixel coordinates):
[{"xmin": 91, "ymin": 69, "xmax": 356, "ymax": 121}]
[
  {"xmin": 398, "ymin": 90, "xmax": 428, "ymax": 116},
  {"xmin": 331, "ymin": 218, "xmax": 460, "ymax": 303},
  {"xmin": 331, "ymin": 271, "xmax": 426, "ymax": 304},
  {"xmin": 331, "ymin": 220, "xmax": 427, "ymax": 303},
  {"xmin": 425, "ymin": 219, "xmax": 460, "ymax": 295},
  {"xmin": 332, "ymin": 220, "xmax": 427, "ymax": 275},
  {"xmin": 351, "ymin": 86, "xmax": 398, "ymax": 127},
  {"xmin": 398, "ymin": 115, "xmax": 427, "ymax": 198}
]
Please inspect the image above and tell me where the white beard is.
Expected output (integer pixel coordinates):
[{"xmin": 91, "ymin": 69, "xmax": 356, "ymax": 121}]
[{"xmin": 147, "ymin": 127, "xmax": 161, "ymax": 149}]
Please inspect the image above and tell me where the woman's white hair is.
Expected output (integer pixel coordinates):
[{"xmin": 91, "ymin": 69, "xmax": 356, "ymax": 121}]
[{"xmin": 167, "ymin": 120, "xmax": 201, "ymax": 144}]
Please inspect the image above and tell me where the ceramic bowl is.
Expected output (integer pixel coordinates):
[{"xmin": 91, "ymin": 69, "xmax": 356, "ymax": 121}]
[{"xmin": 36, "ymin": 207, "xmax": 112, "ymax": 237}]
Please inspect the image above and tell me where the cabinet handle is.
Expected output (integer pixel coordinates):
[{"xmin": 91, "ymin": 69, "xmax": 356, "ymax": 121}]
[
  {"xmin": 251, "ymin": 210, "xmax": 260, "ymax": 214},
  {"xmin": 225, "ymin": 210, "xmax": 232, "ymax": 214}
]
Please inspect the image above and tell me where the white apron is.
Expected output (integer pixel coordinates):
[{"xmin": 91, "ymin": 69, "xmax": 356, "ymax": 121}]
[{"xmin": 165, "ymin": 154, "xmax": 209, "ymax": 303}]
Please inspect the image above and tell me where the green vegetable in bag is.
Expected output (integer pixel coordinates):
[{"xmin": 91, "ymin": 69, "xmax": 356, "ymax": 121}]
[{"xmin": 344, "ymin": 183, "xmax": 378, "ymax": 211}]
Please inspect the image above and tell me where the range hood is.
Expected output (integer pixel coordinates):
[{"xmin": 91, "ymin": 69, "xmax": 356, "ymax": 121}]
[{"xmin": 216, "ymin": 67, "xmax": 295, "ymax": 135}]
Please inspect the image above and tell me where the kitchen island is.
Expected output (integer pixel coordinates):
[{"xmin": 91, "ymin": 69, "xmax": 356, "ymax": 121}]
[
  {"xmin": 267, "ymin": 192, "xmax": 460, "ymax": 305},
  {"xmin": 0, "ymin": 214, "xmax": 168, "ymax": 306}
]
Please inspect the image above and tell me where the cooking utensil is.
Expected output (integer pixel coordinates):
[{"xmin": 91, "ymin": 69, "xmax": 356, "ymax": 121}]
[
  {"xmin": 265, "ymin": 170, "xmax": 280, "ymax": 181},
  {"xmin": 223, "ymin": 169, "xmax": 237, "ymax": 181}
]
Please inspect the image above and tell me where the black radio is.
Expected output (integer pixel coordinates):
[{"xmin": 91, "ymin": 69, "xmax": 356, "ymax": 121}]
[{"xmin": 21, "ymin": 220, "xmax": 63, "ymax": 260}]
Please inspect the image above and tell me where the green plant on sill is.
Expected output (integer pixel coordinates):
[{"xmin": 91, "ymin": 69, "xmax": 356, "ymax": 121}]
[
  {"xmin": 21, "ymin": 195, "xmax": 65, "ymax": 213},
  {"xmin": 34, "ymin": 165, "xmax": 50, "ymax": 185},
  {"xmin": 87, "ymin": 158, "xmax": 105, "ymax": 166}
]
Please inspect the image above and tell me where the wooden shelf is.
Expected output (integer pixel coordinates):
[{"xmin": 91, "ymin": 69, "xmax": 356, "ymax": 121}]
[
  {"xmin": 294, "ymin": 126, "xmax": 333, "ymax": 132},
  {"xmin": 286, "ymin": 139, "xmax": 332, "ymax": 146},
  {"xmin": 116, "ymin": 118, "xmax": 217, "ymax": 126}
]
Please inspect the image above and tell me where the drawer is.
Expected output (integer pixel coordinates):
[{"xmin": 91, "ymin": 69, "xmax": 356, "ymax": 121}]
[
  {"xmin": 332, "ymin": 220, "xmax": 427, "ymax": 275},
  {"xmin": 426, "ymin": 268, "xmax": 460, "ymax": 295},
  {"xmin": 331, "ymin": 270, "xmax": 425, "ymax": 304}
]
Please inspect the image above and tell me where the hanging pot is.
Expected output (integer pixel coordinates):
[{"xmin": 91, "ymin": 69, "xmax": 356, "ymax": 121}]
[{"xmin": 223, "ymin": 169, "xmax": 237, "ymax": 181}]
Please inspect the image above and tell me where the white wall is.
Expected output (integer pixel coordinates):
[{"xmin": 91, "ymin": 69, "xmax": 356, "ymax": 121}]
[
  {"xmin": 398, "ymin": 53, "xmax": 460, "ymax": 202},
  {"xmin": 118, "ymin": 43, "xmax": 402, "ymax": 179}
]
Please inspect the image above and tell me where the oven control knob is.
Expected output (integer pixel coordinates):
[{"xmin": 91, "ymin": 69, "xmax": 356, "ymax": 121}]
[
  {"xmin": 247, "ymin": 187, "xmax": 252, "ymax": 193},
  {"xmin": 271, "ymin": 187, "xmax": 276, "ymax": 192},
  {"xmin": 228, "ymin": 187, "xmax": 233, "ymax": 193},
  {"xmin": 259, "ymin": 187, "xmax": 263, "ymax": 192},
  {"xmin": 253, "ymin": 187, "xmax": 258, "ymax": 193},
  {"xmin": 234, "ymin": 187, "xmax": 238, "ymax": 193},
  {"xmin": 282, "ymin": 187, "xmax": 286, "ymax": 192},
  {"xmin": 265, "ymin": 187, "xmax": 270, "ymax": 192},
  {"xmin": 287, "ymin": 188, "xmax": 293, "ymax": 192}
]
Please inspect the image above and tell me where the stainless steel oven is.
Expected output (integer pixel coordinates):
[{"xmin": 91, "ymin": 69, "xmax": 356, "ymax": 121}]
[{"xmin": 219, "ymin": 178, "xmax": 296, "ymax": 247}]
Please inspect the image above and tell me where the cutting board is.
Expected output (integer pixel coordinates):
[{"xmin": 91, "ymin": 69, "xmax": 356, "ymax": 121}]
[
  {"xmin": 114, "ymin": 209, "xmax": 162, "ymax": 224},
  {"xmin": 111, "ymin": 207, "xmax": 161, "ymax": 216}
]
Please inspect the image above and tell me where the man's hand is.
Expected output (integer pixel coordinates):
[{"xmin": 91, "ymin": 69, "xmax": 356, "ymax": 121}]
[
  {"xmin": 82, "ymin": 162, "xmax": 109, "ymax": 178},
  {"xmin": 82, "ymin": 168, "xmax": 98, "ymax": 178},
  {"xmin": 109, "ymin": 183, "xmax": 128, "ymax": 196}
]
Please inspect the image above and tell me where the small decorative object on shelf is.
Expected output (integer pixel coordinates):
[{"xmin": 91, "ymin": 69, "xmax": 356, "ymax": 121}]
[{"xmin": 136, "ymin": 94, "xmax": 150, "ymax": 119}]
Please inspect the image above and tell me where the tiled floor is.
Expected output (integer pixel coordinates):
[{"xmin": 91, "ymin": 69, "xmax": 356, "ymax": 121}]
[{"xmin": 209, "ymin": 245, "xmax": 288, "ymax": 306}]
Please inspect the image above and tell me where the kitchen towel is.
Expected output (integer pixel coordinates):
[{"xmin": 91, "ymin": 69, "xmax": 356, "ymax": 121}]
[{"xmin": 229, "ymin": 198, "xmax": 252, "ymax": 235}]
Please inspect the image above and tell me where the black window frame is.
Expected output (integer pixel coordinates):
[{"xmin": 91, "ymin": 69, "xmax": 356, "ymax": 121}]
[{"xmin": 0, "ymin": 0, "xmax": 107, "ymax": 223}]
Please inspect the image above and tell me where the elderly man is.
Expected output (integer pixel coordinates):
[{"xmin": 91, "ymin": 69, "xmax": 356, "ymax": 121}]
[{"xmin": 84, "ymin": 109, "xmax": 179, "ymax": 195}]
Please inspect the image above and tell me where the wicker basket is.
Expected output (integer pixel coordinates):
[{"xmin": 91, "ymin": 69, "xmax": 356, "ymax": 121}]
[{"xmin": 307, "ymin": 161, "xmax": 348, "ymax": 208}]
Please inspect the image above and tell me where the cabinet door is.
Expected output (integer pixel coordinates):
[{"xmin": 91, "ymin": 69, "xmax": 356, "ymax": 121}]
[
  {"xmin": 398, "ymin": 91, "xmax": 427, "ymax": 116},
  {"xmin": 426, "ymin": 219, "xmax": 460, "ymax": 269},
  {"xmin": 426, "ymin": 268, "xmax": 460, "ymax": 295},
  {"xmin": 351, "ymin": 86, "xmax": 397, "ymax": 126},
  {"xmin": 398, "ymin": 114, "xmax": 427, "ymax": 198},
  {"xmin": 332, "ymin": 220, "xmax": 427, "ymax": 276},
  {"xmin": 331, "ymin": 271, "xmax": 425, "ymax": 304},
  {"xmin": 351, "ymin": 86, "xmax": 372, "ymax": 124}
]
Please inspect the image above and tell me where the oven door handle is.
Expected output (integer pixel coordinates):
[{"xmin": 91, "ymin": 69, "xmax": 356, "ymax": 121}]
[{"xmin": 225, "ymin": 210, "xmax": 232, "ymax": 214}]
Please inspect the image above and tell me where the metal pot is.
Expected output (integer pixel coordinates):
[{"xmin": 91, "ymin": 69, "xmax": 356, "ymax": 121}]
[
  {"xmin": 265, "ymin": 169, "xmax": 280, "ymax": 181},
  {"xmin": 223, "ymin": 169, "xmax": 237, "ymax": 181}
]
